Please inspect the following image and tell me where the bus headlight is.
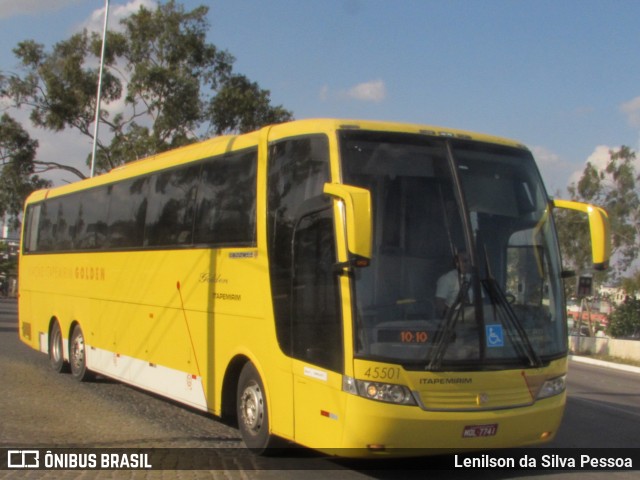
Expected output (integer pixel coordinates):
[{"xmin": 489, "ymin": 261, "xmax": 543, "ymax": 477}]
[
  {"xmin": 343, "ymin": 376, "xmax": 417, "ymax": 405},
  {"xmin": 536, "ymin": 375, "xmax": 566, "ymax": 400}
]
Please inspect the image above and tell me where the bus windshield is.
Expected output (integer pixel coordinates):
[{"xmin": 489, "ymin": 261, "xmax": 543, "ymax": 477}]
[{"xmin": 339, "ymin": 130, "xmax": 565, "ymax": 371}]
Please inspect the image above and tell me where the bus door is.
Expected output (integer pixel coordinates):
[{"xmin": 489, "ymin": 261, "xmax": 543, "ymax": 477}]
[
  {"xmin": 266, "ymin": 134, "xmax": 347, "ymax": 446},
  {"xmin": 290, "ymin": 200, "xmax": 346, "ymax": 447}
]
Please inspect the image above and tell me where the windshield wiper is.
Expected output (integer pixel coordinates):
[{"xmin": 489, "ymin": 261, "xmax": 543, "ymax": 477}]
[
  {"xmin": 426, "ymin": 279, "xmax": 472, "ymax": 371},
  {"xmin": 426, "ymin": 270, "xmax": 544, "ymax": 371},
  {"xmin": 479, "ymin": 243, "xmax": 543, "ymax": 369},
  {"xmin": 482, "ymin": 278, "xmax": 544, "ymax": 368}
]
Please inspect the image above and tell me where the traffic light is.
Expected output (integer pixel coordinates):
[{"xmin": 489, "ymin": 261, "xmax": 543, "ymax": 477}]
[{"xmin": 576, "ymin": 275, "xmax": 593, "ymax": 297}]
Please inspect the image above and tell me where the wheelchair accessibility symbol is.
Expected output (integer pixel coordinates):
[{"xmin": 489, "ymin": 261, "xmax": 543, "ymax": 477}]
[{"xmin": 486, "ymin": 325, "xmax": 504, "ymax": 348}]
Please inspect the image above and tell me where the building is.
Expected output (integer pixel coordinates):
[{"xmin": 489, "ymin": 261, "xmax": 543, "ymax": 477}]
[{"xmin": 599, "ymin": 285, "xmax": 629, "ymax": 305}]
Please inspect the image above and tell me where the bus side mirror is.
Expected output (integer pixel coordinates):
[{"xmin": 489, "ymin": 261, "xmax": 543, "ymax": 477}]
[
  {"xmin": 553, "ymin": 199, "xmax": 611, "ymax": 271},
  {"xmin": 323, "ymin": 183, "xmax": 372, "ymax": 263}
]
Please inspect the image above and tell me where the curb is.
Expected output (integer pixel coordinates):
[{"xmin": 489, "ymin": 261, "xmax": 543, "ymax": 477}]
[{"xmin": 569, "ymin": 354, "xmax": 640, "ymax": 374}]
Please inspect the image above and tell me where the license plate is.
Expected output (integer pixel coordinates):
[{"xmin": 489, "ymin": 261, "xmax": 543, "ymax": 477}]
[{"xmin": 462, "ymin": 424, "xmax": 498, "ymax": 438}]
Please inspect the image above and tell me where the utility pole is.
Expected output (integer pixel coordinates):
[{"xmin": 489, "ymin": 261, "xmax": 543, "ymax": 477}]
[
  {"xmin": 90, "ymin": 0, "xmax": 110, "ymax": 178},
  {"xmin": 576, "ymin": 274, "xmax": 593, "ymax": 353}
]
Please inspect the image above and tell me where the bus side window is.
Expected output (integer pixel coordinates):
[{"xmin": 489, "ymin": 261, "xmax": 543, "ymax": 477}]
[
  {"xmin": 267, "ymin": 135, "xmax": 331, "ymax": 360},
  {"xmin": 75, "ymin": 187, "xmax": 109, "ymax": 250},
  {"xmin": 194, "ymin": 149, "xmax": 257, "ymax": 247},
  {"xmin": 51, "ymin": 196, "xmax": 80, "ymax": 251},
  {"xmin": 23, "ymin": 204, "xmax": 41, "ymax": 253},
  {"xmin": 36, "ymin": 202, "xmax": 54, "ymax": 252},
  {"xmin": 292, "ymin": 208, "xmax": 343, "ymax": 372},
  {"xmin": 106, "ymin": 177, "xmax": 149, "ymax": 249},
  {"xmin": 146, "ymin": 165, "xmax": 200, "ymax": 247}
]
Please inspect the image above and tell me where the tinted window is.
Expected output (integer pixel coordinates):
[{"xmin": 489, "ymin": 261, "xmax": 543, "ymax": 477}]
[
  {"xmin": 292, "ymin": 209, "xmax": 343, "ymax": 372},
  {"xmin": 146, "ymin": 165, "xmax": 200, "ymax": 246},
  {"xmin": 266, "ymin": 135, "xmax": 332, "ymax": 359},
  {"xmin": 106, "ymin": 177, "xmax": 149, "ymax": 248},
  {"xmin": 56, "ymin": 195, "xmax": 82, "ymax": 250},
  {"xmin": 194, "ymin": 149, "xmax": 257, "ymax": 246},
  {"xmin": 75, "ymin": 187, "xmax": 109, "ymax": 250},
  {"xmin": 24, "ymin": 149, "xmax": 258, "ymax": 253},
  {"xmin": 35, "ymin": 201, "xmax": 55, "ymax": 252},
  {"xmin": 23, "ymin": 204, "xmax": 41, "ymax": 253},
  {"xmin": 36, "ymin": 195, "xmax": 81, "ymax": 251}
]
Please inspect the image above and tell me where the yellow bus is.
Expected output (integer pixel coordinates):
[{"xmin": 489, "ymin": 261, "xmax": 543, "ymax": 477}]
[{"xmin": 18, "ymin": 119, "xmax": 610, "ymax": 456}]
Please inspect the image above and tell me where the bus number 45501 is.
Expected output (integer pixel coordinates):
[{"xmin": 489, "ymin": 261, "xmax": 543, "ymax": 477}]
[{"xmin": 363, "ymin": 367, "xmax": 401, "ymax": 380}]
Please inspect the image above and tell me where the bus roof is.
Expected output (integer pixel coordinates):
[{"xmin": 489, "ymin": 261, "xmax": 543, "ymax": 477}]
[
  {"xmin": 281, "ymin": 118, "xmax": 527, "ymax": 149},
  {"xmin": 24, "ymin": 118, "xmax": 528, "ymax": 203}
]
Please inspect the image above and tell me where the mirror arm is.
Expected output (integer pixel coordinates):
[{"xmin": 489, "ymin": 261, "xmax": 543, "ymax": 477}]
[{"xmin": 553, "ymin": 199, "xmax": 611, "ymax": 271}]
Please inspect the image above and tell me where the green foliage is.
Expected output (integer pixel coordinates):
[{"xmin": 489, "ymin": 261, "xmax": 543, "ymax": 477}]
[
  {"xmin": 209, "ymin": 74, "xmax": 293, "ymax": 135},
  {"xmin": 608, "ymin": 296, "xmax": 640, "ymax": 338},
  {"xmin": 554, "ymin": 207, "xmax": 592, "ymax": 296},
  {"xmin": 621, "ymin": 271, "xmax": 640, "ymax": 297},
  {"xmin": 1, "ymin": 0, "xmax": 293, "ymax": 176},
  {"xmin": 555, "ymin": 208, "xmax": 591, "ymax": 273},
  {"xmin": 561, "ymin": 146, "xmax": 640, "ymax": 280},
  {"xmin": 0, "ymin": 113, "xmax": 51, "ymax": 227}
]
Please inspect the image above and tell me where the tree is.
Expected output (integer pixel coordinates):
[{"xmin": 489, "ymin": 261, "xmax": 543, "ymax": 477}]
[
  {"xmin": 0, "ymin": 113, "xmax": 51, "ymax": 228},
  {"xmin": 1, "ymin": 0, "xmax": 292, "ymax": 179},
  {"xmin": 620, "ymin": 271, "xmax": 640, "ymax": 298},
  {"xmin": 209, "ymin": 74, "xmax": 294, "ymax": 135},
  {"xmin": 608, "ymin": 296, "xmax": 640, "ymax": 338},
  {"xmin": 557, "ymin": 146, "xmax": 640, "ymax": 281}
]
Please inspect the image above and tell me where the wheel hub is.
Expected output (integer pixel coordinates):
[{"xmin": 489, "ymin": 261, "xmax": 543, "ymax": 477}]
[
  {"xmin": 71, "ymin": 333, "xmax": 85, "ymax": 371},
  {"xmin": 240, "ymin": 382, "xmax": 264, "ymax": 433},
  {"xmin": 51, "ymin": 328, "xmax": 62, "ymax": 362}
]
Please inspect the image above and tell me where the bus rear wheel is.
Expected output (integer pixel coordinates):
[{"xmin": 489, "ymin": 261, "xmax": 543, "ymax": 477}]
[
  {"xmin": 49, "ymin": 321, "xmax": 68, "ymax": 373},
  {"xmin": 237, "ymin": 362, "xmax": 275, "ymax": 454},
  {"xmin": 69, "ymin": 324, "xmax": 92, "ymax": 382}
]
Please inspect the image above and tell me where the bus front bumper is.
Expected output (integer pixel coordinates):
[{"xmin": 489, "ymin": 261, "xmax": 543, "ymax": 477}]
[{"xmin": 327, "ymin": 392, "xmax": 565, "ymax": 456}]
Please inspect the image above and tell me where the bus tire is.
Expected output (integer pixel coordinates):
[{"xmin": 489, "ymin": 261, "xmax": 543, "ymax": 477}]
[
  {"xmin": 237, "ymin": 362, "xmax": 274, "ymax": 454},
  {"xmin": 49, "ymin": 321, "xmax": 68, "ymax": 373},
  {"xmin": 69, "ymin": 324, "xmax": 92, "ymax": 382}
]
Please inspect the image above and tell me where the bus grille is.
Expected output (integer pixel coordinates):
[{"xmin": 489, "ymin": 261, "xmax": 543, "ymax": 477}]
[{"xmin": 416, "ymin": 386, "xmax": 534, "ymax": 411}]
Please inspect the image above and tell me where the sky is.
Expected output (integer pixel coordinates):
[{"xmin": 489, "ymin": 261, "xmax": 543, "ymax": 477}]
[{"xmin": 1, "ymin": 0, "xmax": 640, "ymax": 194}]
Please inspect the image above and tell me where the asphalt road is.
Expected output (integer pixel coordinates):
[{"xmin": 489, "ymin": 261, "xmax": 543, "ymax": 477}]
[
  {"xmin": 1, "ymin": 297, "xmax": 638, "ymax": 479},
  {"xmin": 550, "ymin": 359, "xmax": 640, "ymax": 449}
]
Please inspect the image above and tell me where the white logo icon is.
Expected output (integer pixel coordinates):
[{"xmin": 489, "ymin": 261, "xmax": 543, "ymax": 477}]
[{"xmin": 8, "ymin": 450, "xmax": 40, "ymax": 469}]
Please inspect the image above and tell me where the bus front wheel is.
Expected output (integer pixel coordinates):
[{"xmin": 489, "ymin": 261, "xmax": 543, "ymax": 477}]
[
  {"xmin": 69, "ymin": 324, "xmax": 92, "ymax": 382},
  {"xmin": 237, "ymin": 362, "xmax": 274, "ymax": 453}
]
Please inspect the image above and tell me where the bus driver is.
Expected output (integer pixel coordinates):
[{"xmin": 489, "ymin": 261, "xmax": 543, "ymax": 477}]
[{"xmin": 435, "ymin": 251, "xmax": 472, "ymax": 317}]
